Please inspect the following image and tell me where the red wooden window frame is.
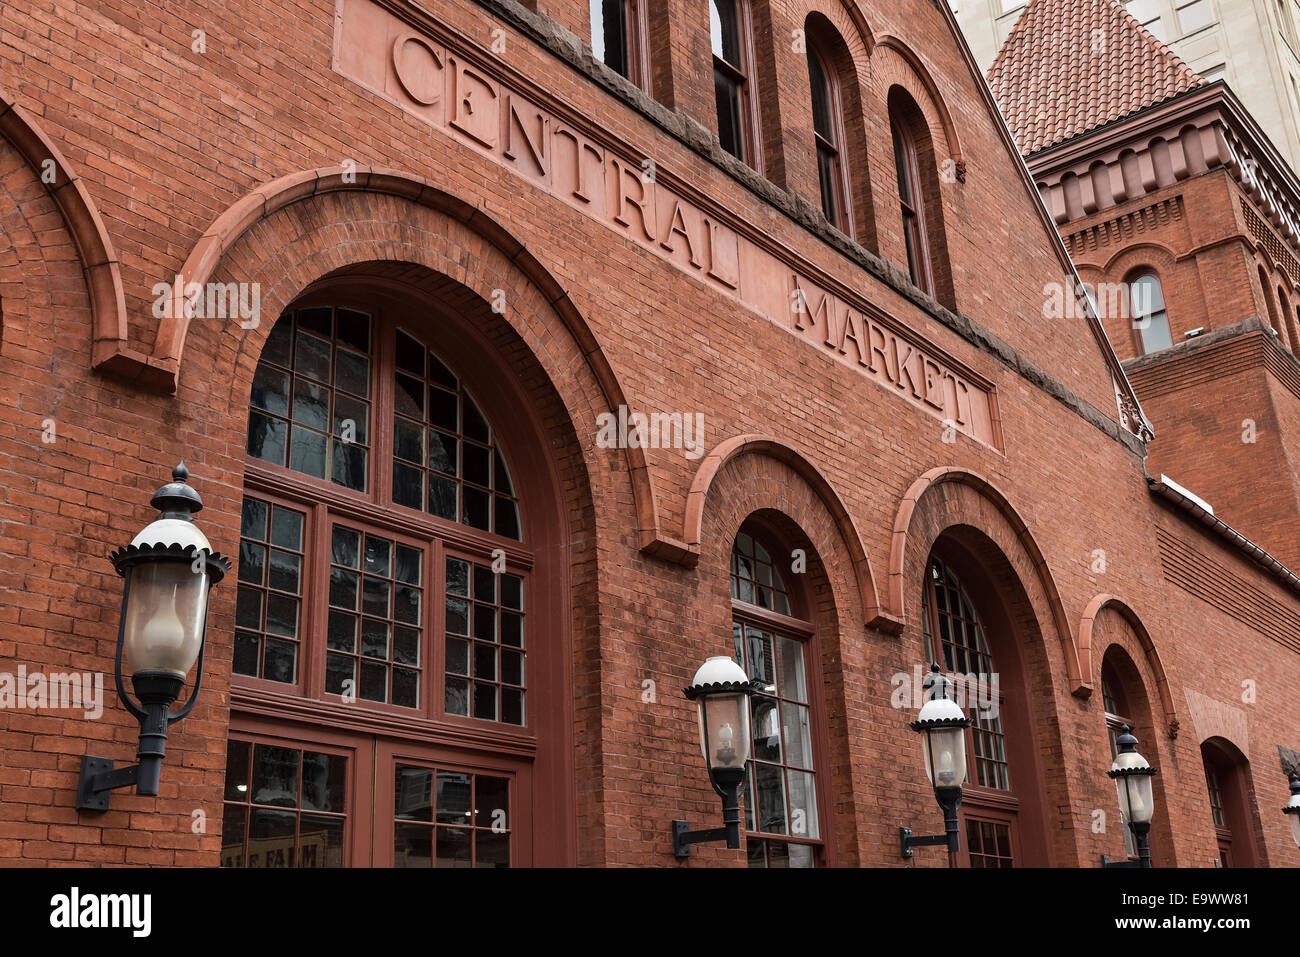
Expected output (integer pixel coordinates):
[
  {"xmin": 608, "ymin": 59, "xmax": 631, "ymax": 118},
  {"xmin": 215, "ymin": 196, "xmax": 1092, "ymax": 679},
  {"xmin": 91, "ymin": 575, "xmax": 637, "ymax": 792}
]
[
  {"xmin": 227, "ymin": 278, "xmax": 574, "ymax": 866},
  {"xmin": 921, "ymin": 555, "xmax": 1025, "ymax": 867},
  {"xmin": 729, "ymin": 526, "xmax": 835, "ymax": 867},
  {"xmin": 221, "ymin": 723, "xmax": 373, "ymax": 868},
  {"xmin": 805, "ymin": 36, "xmax": 852, "ymax": 235},
  {"xmin": 890, "ymin": 106, "xmax": 935, "ymax": 297},
  {"xmin": 711, "ymin": 0, "xmax": 762, "ymax": 171},
  {"xmin": 589, "ymin": 0, "xmax": 649, "ymax": 90},
  {"xmin": 1126, "ymin": 269, "xmax": 1173, "ymax": 356},
  {"xmin": 238, "ymin": 286, "xmax": 532, "ymax": 726}
]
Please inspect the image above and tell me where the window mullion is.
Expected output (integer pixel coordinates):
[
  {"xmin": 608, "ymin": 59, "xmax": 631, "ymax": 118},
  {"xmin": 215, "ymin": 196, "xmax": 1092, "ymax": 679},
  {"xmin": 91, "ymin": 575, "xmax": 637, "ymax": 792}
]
[
  {"xmin": 373, "ymin": 308, "xmax": 396, "ymax": 508},
  {"xmin": 305, "ymin": 500, "xmax": 332, "ymax": 700},
  {"xmin": 429, "ymin": 536, "xmax": 445, "ymax": 719}
]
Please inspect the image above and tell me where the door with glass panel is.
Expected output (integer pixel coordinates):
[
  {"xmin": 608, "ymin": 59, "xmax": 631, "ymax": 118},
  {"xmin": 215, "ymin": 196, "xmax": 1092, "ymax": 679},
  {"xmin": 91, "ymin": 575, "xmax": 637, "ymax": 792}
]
[{"xmin": 222, "ymin": 726, "xmax": 530, "ymax": 867}]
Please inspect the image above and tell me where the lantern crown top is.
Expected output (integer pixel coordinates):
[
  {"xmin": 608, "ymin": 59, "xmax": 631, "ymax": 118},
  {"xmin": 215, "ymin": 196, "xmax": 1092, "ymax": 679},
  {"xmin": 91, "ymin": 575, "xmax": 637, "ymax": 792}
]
[
  {"xmin": 683, "ymin": 656, "xmax": 757, "ymax": 699},
  {"xmin": 911, "ymin": 664, "xmax": 971, "ymax": 731},
  {"xmin": 1114, "ymin": 724, "xmax": 1139, "ymax": 754},
  {"xmin": 923, "ymin": 662, "xmax": 951, "ymax": 702},
  {"xmin": 150, "ymin": 461, "xmax": 203, "ymax": 521},
  {"xmin": 1107, "ymin": 725, "xmax": 1157, "ymax": 778}
]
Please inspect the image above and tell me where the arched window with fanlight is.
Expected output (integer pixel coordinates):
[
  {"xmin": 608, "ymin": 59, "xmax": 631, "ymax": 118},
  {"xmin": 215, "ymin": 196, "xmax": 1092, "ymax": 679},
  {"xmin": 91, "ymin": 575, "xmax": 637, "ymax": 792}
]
[
  {"xmin": 921, "ymin": 556, "xmax": 1018, "ymax": 867},
  {"xmin": 729, "ymin": 527, "xmax": 825, "ymax": 867},
  {"xmin": 1127, "ymin": 269, "xmax": 1173, "ymax": 355},
  {"xmin": 225, "ymin": 283, "xmax": 560, "ymax": 869}
]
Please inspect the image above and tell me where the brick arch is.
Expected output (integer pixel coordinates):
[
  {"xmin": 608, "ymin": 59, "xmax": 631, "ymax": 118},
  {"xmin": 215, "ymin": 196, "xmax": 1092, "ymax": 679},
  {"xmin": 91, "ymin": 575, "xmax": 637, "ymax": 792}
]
[
  {"xmin": 1080, "ymin": 595, "xmax": 1178, "ymax": 737},
  {"xmin": 1101, "ymin": 240, "xmax": 1178, "ymax": 276},
  {"xmin": 695, "ymin": 450, "xmax": 887, "ymax": 864},
  {"xmin": 893, "ymin": 467, "xmax": 1083, "ymax": 865},
  {"xmin": 0, "ymin": 86, "xmax": 131, "ymax": 375},
  {"xmin": 802, "ymin": 3, "xmax": 879, "ymax": 248},
  {"xmin": 137, "ymin": 165, "xmax": 690, "ymax": 563},
  {"xmin": 887, "ymin": 466, "xmax": 1085, "ymax": 695},
  {"xmin": 1089, "ymin": 620, "xmax": 1179, "ymax": 865},
  {"xmin": 868, "ymin": 37, "xmax": 963, "ymax": 175},
  {"xmin": 683, "ymin": 434, "xmax": 895, "ymax": 631}
]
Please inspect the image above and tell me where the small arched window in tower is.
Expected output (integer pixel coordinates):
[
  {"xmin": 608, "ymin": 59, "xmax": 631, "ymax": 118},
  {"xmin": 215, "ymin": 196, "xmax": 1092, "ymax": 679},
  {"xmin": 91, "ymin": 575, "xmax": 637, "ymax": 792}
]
[
  {"xmin": 1127, "ymin": 270, "xmax": 1173, "ymax": 355},
  {"xmin": 730, "ymin": 528, "xmax": 823, "ymax": 867},
  {"xmin": 891, "ymin": 104, "xmax": 934, "ymax": 296},
  {"xmin": 1277, "ymin": 285, "xmax": 1296, "ymax": 351},
  {"xmin": 711, "ymin": 0, "xmax": 758, "ymax": 167},
  {"xmin": 806, "ymin": 36, "xmax": 848, "ymax": 232}
]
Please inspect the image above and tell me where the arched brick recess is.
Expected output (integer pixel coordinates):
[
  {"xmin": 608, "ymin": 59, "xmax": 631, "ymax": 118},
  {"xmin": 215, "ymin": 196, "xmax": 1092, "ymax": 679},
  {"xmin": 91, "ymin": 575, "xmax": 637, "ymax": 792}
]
[
  {"xmin": 0, "ymin": 87, "xmax": 135, "ymax": 377},
  {"xmin": 888, "ymin": 467, "xmax": 1083, "ymax": 693},
  {"xmin": 162, "ymin": 192, "xmax": 624, "ymax": 865},
  {"xmin": 683, "ymin": 434, "xmax": 893, "ymax": 630},
  {"xmin": 1079, "ymin": 595, "xmax": 1178, "ymax": 736},
  {"xmin": 893, "ymin": 468, "xmax": 1082, "ymax": 865},
  {"xmin": 799, "ymin": 1, "xmax": 879, "ymax": 248},
  {"xmin": 868, "ymin": 38, "xmax": 963, "ymax": 173},
  {"xmin": 135, "ymin": 167, "xmax": 694, "ymax": 564},
  {"xmin": 1083, "ymin": 609, "xmax": 1179, "ymax": 863},
  {"xmin": 690, "ymin": 448, "xmax": 890, "ymax": 866}
]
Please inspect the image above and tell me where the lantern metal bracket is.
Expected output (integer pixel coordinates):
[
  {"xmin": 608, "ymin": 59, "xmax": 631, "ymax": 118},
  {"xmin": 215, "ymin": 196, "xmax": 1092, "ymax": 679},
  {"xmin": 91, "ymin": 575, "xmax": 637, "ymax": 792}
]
[
  {"xmin": 900, "ymin": 785, "xmax": 963, "ymax": 862},
  {"xmin": 671, "ymin": 765, "xmax": 748, "ymax": 859},
  {"xmin": 76, "ymin": 671, "xmax": 192, "ymax": 813}
]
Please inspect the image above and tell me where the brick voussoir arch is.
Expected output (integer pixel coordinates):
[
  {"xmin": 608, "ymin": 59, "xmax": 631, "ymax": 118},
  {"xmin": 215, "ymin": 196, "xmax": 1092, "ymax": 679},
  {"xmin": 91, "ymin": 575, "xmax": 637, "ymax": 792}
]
[
  {"xmin": 870, "ymin": 36, "xmax": 965, "ymax": 179},
  {"xmin": 0, "ymin": 87, "xmax": 142, "ymax": 378},
  {"xmin": 139, "ymin": 164, "xmax": 689, "ymax": 562},
  {"xmin": 683, "ymin": 433, "xmax": 897, "ymax": 632},
  {"xmin": 1079, "ymin": 594, "xmax": 1179, "ymax": 737},
  {"xmin": 888, "ymin": 466, "xmax": 1086, "ymax": 694}
]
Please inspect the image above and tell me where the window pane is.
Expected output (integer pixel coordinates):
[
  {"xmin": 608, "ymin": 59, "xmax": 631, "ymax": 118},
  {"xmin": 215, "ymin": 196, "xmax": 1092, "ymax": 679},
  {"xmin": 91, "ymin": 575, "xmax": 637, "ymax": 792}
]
[
  {"xmin": 591, "ymin": 0, "xmax": 631, "ymax": 78},
  {"xmin": 394, "ymin": 331, "xmax": 521, "ymax": 538},
  {"xmin": 807, "ymin": 47, "xmax": 833, "ymax": 141},
  {"xmin": 710, "ymin": 0, "xmax": 743, "ymax": 66},
  {"xmin": 235, "ymin": 496, "xmax": 304, "ymax": 683},
  {"xmin": 246, "ymin": 308, "xmax": 372, "ymax": 490}
]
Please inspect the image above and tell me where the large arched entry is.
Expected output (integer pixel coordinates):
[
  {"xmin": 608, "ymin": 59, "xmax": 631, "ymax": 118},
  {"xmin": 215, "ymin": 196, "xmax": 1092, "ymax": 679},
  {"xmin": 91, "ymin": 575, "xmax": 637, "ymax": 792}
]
[{"xmin": 219, "ymin": 262, "xmax": 585, "ymax": 868}]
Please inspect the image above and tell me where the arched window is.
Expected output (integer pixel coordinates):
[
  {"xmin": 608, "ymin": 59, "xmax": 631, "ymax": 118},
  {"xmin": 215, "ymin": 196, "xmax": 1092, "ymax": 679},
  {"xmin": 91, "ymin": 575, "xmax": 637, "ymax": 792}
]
[
  {"xmin": 1200, "ymin": 738, "xmax": 1264, "ymax": 867},
  {"xmin": 890, "ymin": 102, "xmax": 934, "ymax": 296},
  {"xmin": 1127, "ymin": 270, "xmax": 1173, "ymax": 355},
  {"xmin": 805, "ymin": 33, "xmax": 849, "ymax": 232},
  {"xmin": 1277, "ymin": 285, "xmax": 1296, "ymax": 351},
  {"xmin": 226, "ymin": 286, "xmax": 553, "ymax": 868},
  {"xmin": 1100, "ymin": 662, "xmax": 1139, "ymax": 860},
  {"xmin": 921, "ymin": 556, "xmax": 1017, "ymax": 867},
  {"xmin": 590, "ymin": 0, "xmax": 645, "ymax": 87},
  {"xmin": 711, "ymin": 0, "xmax": 759, "ymax": 167},
  {"xmin": 729, "ymin": 527, "xmax": 824, "ymax": 867},
  {"xmin": 1258, "ymin": 264, "xmax": 1281, "ymax": 339}
]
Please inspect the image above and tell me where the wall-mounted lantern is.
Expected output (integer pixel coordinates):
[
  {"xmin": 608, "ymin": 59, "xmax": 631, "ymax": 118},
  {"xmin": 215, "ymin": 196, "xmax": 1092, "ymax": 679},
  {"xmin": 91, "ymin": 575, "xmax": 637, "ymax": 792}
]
[
  {"xmin": 671, "ymin": 656, "xmax": 757, "ymax": 858},
  {"xmin": 901, "ymin": 663, "xmax": 971, "ymax": 866},
  {"xmin": 76, "ymin": 464, "xmax": 230, "ymax": 812},
  {"xmin": 1102, "ymin": 725, "xmax": 1158, "ymax": 868}
]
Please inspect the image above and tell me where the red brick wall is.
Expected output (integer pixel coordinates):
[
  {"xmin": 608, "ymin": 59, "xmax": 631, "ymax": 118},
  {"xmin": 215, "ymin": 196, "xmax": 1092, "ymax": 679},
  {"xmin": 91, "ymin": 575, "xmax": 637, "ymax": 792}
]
[{"xmin": 0, "ymin": 0, "xmax": 1298, "ymax": 868}]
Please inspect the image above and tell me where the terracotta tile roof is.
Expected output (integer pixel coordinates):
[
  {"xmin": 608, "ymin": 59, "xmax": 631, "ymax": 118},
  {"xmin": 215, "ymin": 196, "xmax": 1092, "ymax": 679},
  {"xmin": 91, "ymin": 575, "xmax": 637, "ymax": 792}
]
[{"xmin": 987, "ymin": 0, "xmax": 1205, "ymax": 154}]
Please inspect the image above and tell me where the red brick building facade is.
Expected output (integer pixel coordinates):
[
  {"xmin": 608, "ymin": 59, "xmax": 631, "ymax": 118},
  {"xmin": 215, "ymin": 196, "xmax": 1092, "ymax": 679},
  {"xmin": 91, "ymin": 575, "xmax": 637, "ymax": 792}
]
[{"xmin": 0, "ymin": 0, "xmax": 1296, "ymax": 867}]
